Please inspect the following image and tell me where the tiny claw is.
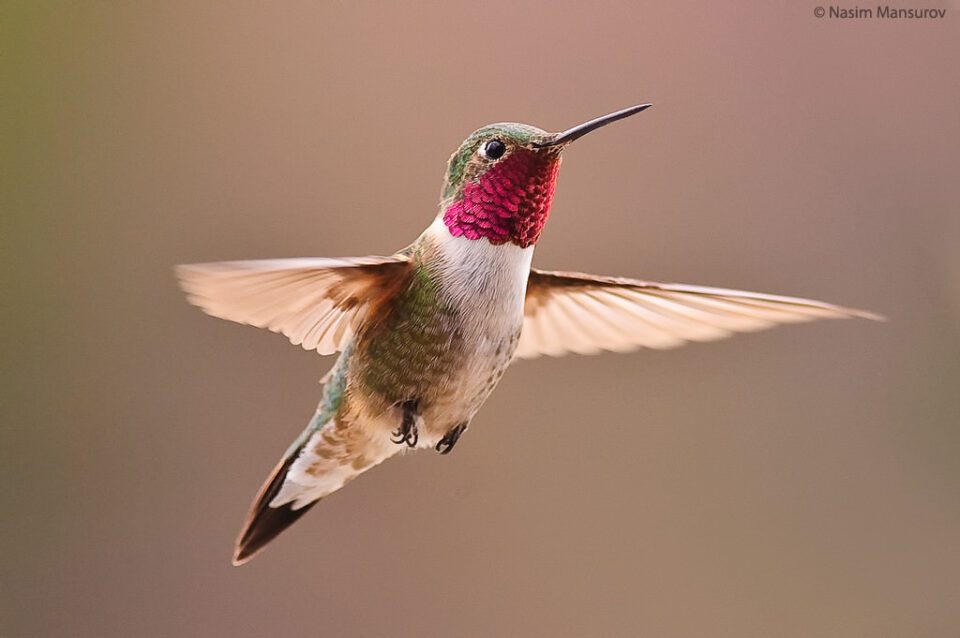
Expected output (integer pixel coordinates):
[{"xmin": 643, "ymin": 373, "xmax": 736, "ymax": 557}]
[
  {"xmin": 436, "ymin": 423, "xmax": 467, "ymax": 455},
  {"xmin": 393, "ymin": 400, "xmax": 419, "ymax": 448},
  {"xmin": 391, "ymin": 427, "xmax": 418, "ymax": 448}
]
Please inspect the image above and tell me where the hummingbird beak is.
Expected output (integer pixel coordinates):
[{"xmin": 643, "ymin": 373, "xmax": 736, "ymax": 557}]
[{"xmin": 533, "ymin": 103, "xmax": 653, "ymax": 148}]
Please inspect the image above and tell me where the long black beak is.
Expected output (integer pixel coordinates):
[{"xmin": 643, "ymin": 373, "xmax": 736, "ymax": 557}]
[{"xmin": 534, "ymin": 103, "xmax": 653, "ymax": 148}]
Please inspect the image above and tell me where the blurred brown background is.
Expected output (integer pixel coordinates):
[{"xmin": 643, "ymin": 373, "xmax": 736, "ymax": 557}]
[{"xmin": 4, "ymin": 2, "xmax": 959, "ymax": 636}]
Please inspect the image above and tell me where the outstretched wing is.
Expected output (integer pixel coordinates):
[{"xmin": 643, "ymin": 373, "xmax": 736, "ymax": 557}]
[
  {"xmin": 517, "ymin": 268, "xmax": 882, "ymax": 359},
  {"xmin": 176, "ymin": 255, "xmax": 412, "ymax": 355}
]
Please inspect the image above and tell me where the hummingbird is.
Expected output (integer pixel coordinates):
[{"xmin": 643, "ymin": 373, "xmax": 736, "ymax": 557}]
[{"xmin": 177, "ymin": 104, "xmax": 880, "ymax": 565}]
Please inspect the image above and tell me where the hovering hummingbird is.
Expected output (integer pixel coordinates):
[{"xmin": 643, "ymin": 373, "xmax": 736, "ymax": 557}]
[{"xmin": 177, "ymin": 104, "xmax": 879, "ymax": 565}]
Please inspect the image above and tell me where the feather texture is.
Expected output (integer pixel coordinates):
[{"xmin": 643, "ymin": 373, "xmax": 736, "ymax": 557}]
[
  {"xmin": 517, "ymin": 269, "xmax": 883, "ymax": 358},
  {"xmin": 176, "ymin": 256, "xmax": 412, "ymax": 355}
]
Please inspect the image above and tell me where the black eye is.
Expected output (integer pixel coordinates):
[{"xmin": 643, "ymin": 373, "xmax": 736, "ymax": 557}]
[{"xmin": 482, "ymin": 139, "xmax": 506, "ymax": 160}]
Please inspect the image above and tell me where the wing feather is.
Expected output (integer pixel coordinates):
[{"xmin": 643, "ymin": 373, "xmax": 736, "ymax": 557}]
[
  {"xmin": 176, "ymin": 255, "xmax": 411, "ymax": 354},
  {"xmin": 517, "ymin": 269, "xmax": 882, "ymax": 359}
]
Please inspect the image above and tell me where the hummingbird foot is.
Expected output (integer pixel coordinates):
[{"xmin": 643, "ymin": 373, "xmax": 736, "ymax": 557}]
[
  {"xmin": 435, "ymin": 423, "xmax": 468, "ymax": 455},
  {"xmin": 391, "ymin": 400, "xmax": 419, "ymax": 448}
]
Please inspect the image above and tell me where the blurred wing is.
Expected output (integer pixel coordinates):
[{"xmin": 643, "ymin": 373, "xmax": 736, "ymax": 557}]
[
  {"xmin": 176, "ymin": 255, "xmax": 411, "ymax": 355},
  {"xmin": 517, "ymin": 268, "xmax": 882, "ymax": 359}
]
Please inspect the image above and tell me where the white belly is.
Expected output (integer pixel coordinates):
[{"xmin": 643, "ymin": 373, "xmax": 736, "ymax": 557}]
[{"xmin": 417, "ymin": 217, "xmax": 533, "ymax": 437}]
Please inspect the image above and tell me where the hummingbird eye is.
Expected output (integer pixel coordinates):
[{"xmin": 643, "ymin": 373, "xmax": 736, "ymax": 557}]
[{"xmin": 480, "ymin": 139, "xmax": 507, "ymax": 161}]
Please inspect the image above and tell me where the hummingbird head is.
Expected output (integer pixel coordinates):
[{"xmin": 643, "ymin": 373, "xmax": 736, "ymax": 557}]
[{"xmin": 439, "ymin": 104, "xmax": 652, "ymax": 249}]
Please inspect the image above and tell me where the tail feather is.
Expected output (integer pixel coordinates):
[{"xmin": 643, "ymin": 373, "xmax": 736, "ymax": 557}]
[
  {"xmin": 233, "ymin": 444, "xmax": 319, "ymax": 566},
  {"xmin": 232, "ymin": 415, "xmax": 397, "ymax": 565}
]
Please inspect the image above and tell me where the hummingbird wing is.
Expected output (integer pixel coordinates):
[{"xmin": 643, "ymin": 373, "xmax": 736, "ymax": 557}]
[
  {"xmin": 176, "ymin": 255, "xmax": 412, "ymax": 355},
  {"xmin": 516, "ymin": 269, "xmax": 882, "ymax": 358}
]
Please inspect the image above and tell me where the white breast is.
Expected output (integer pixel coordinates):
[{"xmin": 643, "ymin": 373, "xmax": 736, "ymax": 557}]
[
  {"xmin": 416, "ymin": 217, "xmax": 533, "ymax": 430},
  {"xmin": 425, "ymin": 216, "xmax": 533, "ymax": 331}
]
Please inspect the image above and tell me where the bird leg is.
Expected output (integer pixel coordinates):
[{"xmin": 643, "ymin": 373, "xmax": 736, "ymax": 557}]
[
  {"xmin": 435, "ymin": 422, "xmax": 468, "ymax": 455},
  {"xmin": 392, "ymin": 400, "xmax": 419, "ymax": 448}
]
